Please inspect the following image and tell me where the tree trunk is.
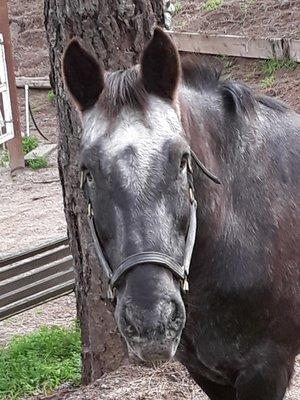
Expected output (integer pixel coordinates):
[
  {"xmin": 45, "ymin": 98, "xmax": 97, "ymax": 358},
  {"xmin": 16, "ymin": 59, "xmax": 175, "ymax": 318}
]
[{"xmin": 44, "ymin": 0, "xmax": 164, "ymax": 385}]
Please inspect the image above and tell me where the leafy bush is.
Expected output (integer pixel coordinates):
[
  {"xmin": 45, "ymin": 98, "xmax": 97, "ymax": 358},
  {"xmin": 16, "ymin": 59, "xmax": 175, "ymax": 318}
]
[
  {"xmin": 26, "ymin": 156, "xmax": 48, "ymax": 170},
  {"xmin": 0, "ymin": 324, "xmax": 81, "ymax": 399},
  {"xmin": 22, "ymin": 136, "xmax": 39, "ymax": 155}
]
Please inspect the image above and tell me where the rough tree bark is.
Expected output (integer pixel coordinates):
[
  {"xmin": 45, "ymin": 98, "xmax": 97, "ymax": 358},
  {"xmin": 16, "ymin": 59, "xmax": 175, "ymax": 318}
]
[{"xmin": 44, "ymin": 0, "xmax": 164, "ymax": 385}]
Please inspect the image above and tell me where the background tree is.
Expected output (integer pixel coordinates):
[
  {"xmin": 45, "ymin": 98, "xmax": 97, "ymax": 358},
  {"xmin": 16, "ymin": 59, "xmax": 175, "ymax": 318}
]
[{"xmin": 44, "ymin": 0, "xmax": 165, "ymax": 384}]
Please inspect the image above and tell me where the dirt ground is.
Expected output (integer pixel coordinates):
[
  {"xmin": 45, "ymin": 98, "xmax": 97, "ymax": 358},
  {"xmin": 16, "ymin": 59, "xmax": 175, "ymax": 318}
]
[
  {"xmin": 173, "ymin": 0, "xmax": 300, "ymax": 38},
  {"xmin": 0, "ymin": 149, "xmax": 65, "ymax": 257},
  {"xmin": 1, "ymin": 1, "xmax": 299, "ymax": 399},
  {"xmin": 0, "ymin": 295, "xmax": 76, "ymax": 347},
  {"xmin": 8, "ymin": 0, "xmax": 49, "ymax": 77}
]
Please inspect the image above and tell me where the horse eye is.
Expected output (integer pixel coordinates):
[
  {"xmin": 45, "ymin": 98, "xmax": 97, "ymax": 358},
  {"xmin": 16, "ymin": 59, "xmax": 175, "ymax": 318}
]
[{"xmin": 180, "ymin": 154, "xmax": 189, "ymax": 171}]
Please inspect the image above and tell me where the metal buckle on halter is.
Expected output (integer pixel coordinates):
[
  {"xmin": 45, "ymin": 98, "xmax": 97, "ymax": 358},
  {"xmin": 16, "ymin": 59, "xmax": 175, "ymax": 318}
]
[
  {"xmin": 187, "ymin": 156, "xmax": 193, "ymax": 174},
  {"xmin": 181, "ymin": 274, "xmax": 189, "ymax": 292},
  {"xmin": 189, "ymin": 187, "xmax": 195, "ymax": 203},
  {"xmin": 107, "ymin": 285, "xmax": 116, "ymax": 301}
]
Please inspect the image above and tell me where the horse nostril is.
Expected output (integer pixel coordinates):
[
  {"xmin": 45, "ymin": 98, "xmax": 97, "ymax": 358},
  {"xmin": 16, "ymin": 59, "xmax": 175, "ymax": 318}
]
[
  {"xmin": 170, "ymin": 301, "xmax": 180, "ymax": 322},
  {"xmin": 123, "ymin": 315, "xmax": 139, "ymax": 339},
  {"xmin": 169, "ymin": 301, "xmax": 184, "ymax": 331}
]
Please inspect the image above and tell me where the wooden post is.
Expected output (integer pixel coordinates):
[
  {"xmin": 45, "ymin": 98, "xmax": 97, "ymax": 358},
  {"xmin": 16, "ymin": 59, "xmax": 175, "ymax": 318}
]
[{"xmin": 0, "ymin": 0, "xmax": 24, "ymax": 173}]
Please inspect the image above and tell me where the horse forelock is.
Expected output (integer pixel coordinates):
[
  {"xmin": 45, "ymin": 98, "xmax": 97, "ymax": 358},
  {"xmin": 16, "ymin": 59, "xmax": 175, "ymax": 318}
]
[{"xmin": 99, "ymin": 67, "xmax": 147, "ymax": 118}]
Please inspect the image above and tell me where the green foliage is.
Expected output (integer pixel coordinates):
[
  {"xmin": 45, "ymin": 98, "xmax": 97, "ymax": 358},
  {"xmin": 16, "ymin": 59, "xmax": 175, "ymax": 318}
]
[
  {"xmin": 0, "ymin": 324, "xmax": 81, "ymax": 399},
  {"xmin": 22, "ymin": 136, "xmax": 39, "ymax": 155},
  {"xmin": 261, "ymin": 75, "xmax": 275, "ymax": 89},
  {"xmin": 174, "ymin": 1, "xmax": 182, "ymax": 14},
  {"xmin": 202, "ymin": 0, "xmax": 223, "ymax": 12},
  {"xmin": 240, "ymin": 0, "xmax": 256, "ymax": 13},
  {"xmin": 47, "ymin": 90, "xmax": 56, "ymax": 102},
  {"xmin": 26, "ymin": 156, "xmax": 48, "ymax": 170},
  {"xmin": 262, "ymin": 58, "xmax": 297, "ymax": 76},
  {"xmin": 260, "ymin": 58, "xmax": 297, "ymax": 90},
  {"xmin": 0, "ymin": 150, "xmax": 9, "ymax": 167},
  {"xmin": 218, "ymin": 55, "xmax": 234, "ymax": 70}
]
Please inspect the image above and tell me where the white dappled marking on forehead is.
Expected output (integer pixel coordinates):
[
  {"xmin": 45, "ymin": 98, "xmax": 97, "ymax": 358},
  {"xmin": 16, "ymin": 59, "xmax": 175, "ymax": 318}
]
[
  {"xmin": 82, "ymin": 96, "xmax": 184, "ymax": 150},
  {"xmin": 82, "ymin": 97, "xmax": 185, "ymax": 174},
  {"xmin": 81, "ymin": 97, "xmax": 186, "ymax": 197}
]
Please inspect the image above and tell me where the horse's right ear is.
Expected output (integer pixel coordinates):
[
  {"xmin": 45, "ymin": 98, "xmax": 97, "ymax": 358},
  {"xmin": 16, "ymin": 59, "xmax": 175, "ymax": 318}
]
[{"xmin": 63, "ymin": 39, "xmax": 104, "ymax": 111}]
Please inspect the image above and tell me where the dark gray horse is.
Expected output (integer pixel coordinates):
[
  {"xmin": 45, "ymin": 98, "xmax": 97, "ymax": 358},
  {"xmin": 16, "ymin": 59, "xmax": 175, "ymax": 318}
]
[{"xmin": 63, "ymin": 28, "xmax": 300, "ymax": 400}]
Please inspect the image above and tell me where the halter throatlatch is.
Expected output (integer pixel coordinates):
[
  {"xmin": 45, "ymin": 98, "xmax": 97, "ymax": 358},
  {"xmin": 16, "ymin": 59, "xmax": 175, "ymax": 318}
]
[{"xmin": 81, "ymin": 151, "xmax": 220, "ymax": 301}]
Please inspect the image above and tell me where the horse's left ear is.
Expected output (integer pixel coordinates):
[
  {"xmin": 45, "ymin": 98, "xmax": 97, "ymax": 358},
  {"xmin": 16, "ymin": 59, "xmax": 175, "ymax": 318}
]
[{"xmin": 141, "ymin": 27, "xmax": 180, "ymax": 101}]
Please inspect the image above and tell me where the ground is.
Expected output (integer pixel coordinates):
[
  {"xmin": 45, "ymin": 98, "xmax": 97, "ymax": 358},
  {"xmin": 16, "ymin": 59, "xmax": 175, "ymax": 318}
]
[
  {"xmin": 173, "ymin": 0, "xmax": 300, "ymax": 38},
  {"xmin": 1, "ymin": 0, "xmax": 299, "ymax": 399}
]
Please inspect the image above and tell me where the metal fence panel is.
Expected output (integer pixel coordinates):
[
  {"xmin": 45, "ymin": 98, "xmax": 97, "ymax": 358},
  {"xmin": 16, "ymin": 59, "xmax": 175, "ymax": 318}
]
[{"xmin": 0, "ymin": 237, "xmax": 75, "ymax": 321}]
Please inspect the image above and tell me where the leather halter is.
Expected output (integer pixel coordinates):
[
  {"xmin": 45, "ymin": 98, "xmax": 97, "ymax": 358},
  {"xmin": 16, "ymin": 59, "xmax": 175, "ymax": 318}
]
[{"xmin": 81, "ymin": 151, "xmax": 220, "ymax": 300}]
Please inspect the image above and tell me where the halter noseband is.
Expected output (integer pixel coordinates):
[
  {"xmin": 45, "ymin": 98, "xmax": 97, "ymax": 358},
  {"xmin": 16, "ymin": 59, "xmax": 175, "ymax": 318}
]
[{"xmin": 81, "ymin": 151, "xmax": 220, "ymax": 301}]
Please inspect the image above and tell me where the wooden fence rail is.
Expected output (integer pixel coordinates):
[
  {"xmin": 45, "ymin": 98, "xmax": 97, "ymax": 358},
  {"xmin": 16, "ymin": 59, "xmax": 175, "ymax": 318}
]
[
  {"xmin": 168, "ymin": 32, "xmax": 300, "ymax": 62},
  {"xmin": 0, "ymin": 237, "xmax": 75, "ymax": 321}
]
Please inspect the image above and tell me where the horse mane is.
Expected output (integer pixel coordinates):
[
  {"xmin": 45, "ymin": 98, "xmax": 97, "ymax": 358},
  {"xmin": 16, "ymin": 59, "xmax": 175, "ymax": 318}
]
[
  {"xmin": 181, "ymin": 56, "xmax": 288, "ymax": 116},
  {"xmin": 99, "ymin": 57, "xmax": 288, "ymax": 118}
]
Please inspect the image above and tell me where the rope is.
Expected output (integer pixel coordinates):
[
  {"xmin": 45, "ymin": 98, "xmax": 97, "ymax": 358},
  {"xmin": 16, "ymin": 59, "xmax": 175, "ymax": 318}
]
[{"xmin": 28, "ymin": 102, "xmax": 53, "ymax": 143}]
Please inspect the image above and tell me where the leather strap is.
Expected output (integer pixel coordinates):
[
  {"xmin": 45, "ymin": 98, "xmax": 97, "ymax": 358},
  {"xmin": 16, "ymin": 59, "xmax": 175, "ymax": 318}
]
[
  {"xmin": 191, "ymin": 149, "xmax": 221, "ymax": 184},
  {"xmin": 87, "ymin": 213, "xmax": 113, "ymax": 281},
  {"xmin": 81, "ymin": 148, "xmax": 220, "ymax": 300},
  {"xmin": 111, "ymin": 251, "xmax": 185, "ymax": 288}
]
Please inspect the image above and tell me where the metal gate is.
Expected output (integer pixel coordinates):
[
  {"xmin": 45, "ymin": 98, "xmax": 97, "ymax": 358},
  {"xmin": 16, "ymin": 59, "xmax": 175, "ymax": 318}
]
[
  {"xmin": 0, "ymin": 237, "xmax": 75, "ymax": 321},
  {"xmin": 0, "ymin": 33, "xmax": 14, "ymax": 144}
]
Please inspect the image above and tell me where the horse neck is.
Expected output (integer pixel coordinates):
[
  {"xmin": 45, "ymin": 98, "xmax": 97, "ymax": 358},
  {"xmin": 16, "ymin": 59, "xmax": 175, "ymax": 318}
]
[
  {"xmin": 179, "ymin": 86, "xmax": 228, "ymax": 241},
  {"xmin": 179, "ymin": 86, "xmax": 224, "ymax": 179}
]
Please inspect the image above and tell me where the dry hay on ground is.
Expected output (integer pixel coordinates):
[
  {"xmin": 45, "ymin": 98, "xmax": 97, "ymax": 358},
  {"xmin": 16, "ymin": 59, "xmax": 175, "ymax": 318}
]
[
  {"xmin": 40, "ymin": 358, "xmax": 300, "ymax": 400},
  {"xmin": 43, "ymin": 362, "xmax": 206, "ymax": 400}
]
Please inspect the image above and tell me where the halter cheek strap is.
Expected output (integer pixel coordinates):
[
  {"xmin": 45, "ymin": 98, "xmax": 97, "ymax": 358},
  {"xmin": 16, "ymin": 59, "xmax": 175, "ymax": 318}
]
[
  {"xmin": 81, "ymin": 151, "xmax": 220, "ymax": 301},
  {"xmin": 85, "ymin": 174, "xmax": 197, "ymax": 300}
]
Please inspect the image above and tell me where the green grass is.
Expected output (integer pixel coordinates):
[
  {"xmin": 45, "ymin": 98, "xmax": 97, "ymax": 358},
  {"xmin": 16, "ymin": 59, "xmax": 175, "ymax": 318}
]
[
  {"xmin": 262, "ymin": 58, "xmax": 297, "ymax": 76},
  {"xmin": 3, "ymin": 137, "xmax": 47, "ymax": 170},
  {"xmin": 174, "ymin": 1, "xmax": 182, "ymax": 14},
  {"xmin": 0, "ymin": 324, "xmax": 81, "ymax": 399},
  {"xmin": 26, "ymin": 156, "xmax": 48, "ymax": 170},
  {"xmin": 0, "ymin": 150, "xmax": 9, "ymax": 167},
  {"xmin": 202, "ymin": 0, "xmax": 223, "ymax": 12},
  {"xmin": 47, "ymin": 90, "xmax": 55, "ymax": 102},
  {"xmin": 218, "ymin": 55, "xmax": 234, "ymax": 70},
  {"xmin": 261, "ymin": 75, "xmax": 275, "ymax": 89},
  {"xmin": 259, "ymin": 58, "xmax": 297, "ymax": 90},
  {"xmin": 22, "ymin": 136, "xmax": 39, "ymax": 155}
]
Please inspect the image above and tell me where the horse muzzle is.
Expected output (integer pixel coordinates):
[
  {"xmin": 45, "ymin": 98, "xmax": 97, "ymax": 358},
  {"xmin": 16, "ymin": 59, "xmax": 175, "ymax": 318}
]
[{"xmin": 115, "ymin": 292, "xmax": 186, "ymax": 362}]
